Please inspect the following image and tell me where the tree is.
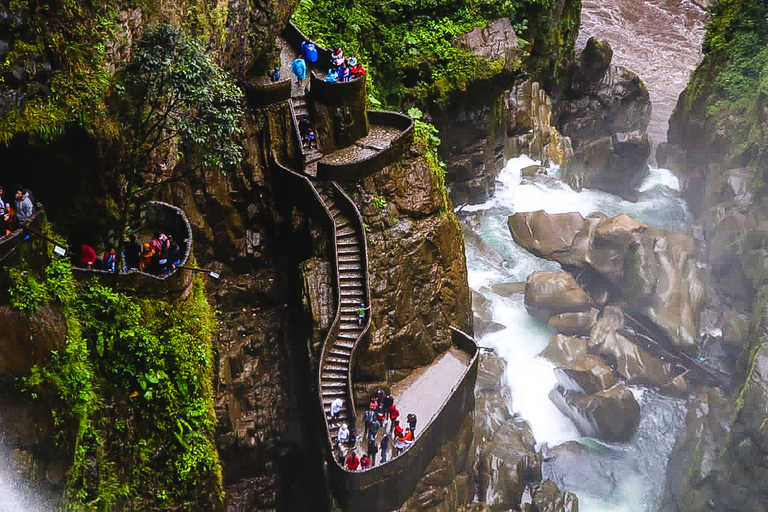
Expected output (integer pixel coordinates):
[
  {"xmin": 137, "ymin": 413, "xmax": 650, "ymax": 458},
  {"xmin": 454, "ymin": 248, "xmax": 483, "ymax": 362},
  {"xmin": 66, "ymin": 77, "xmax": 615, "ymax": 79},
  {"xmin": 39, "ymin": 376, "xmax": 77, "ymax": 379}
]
[{"xmin": 115, "ymin": 23, "xmax": 244, "ymax": 241}]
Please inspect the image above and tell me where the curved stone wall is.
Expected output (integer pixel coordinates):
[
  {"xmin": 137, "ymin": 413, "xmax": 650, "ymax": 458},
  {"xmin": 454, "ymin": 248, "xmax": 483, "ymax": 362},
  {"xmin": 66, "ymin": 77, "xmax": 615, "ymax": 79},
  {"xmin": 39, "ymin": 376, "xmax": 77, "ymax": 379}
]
[
  {"xmin": 310, "ymin": 73, "xmax": 370, "ymax": 153},
  {"xmin": 316, "ymin": 110, "xmax": 415, "ymax": 182},
  {"xmin": 71, "ymin": 201, "xmax": 195, "ymax": 298},
  {"xmin": 244, "ymin": 77, "xmax": 292, "ymax": 108},
  {"xmin": 282, "ymin": 22, "xmax": 333, "ymax": 71},
  {"xmin": 329, "ymin": 327, "xmax": 478, "ymax": 511}
]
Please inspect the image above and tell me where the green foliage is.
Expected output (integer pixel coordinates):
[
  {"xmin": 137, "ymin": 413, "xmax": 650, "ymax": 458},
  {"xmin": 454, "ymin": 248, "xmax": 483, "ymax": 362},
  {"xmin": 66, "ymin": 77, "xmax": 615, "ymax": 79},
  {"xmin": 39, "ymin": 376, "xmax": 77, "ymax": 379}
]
[
  {"xmin": 408, "ymin": 108, "xmax": 450, "ymax": 211},
  {"xmin": 14, "ymin": 259, "xmax": 222, "ymax": 509},
  {"xmin": 293, "ymin": 0, "xmax": 546, "ymax": 106},
  {"xmin": 0, "ymin": 3, "xmax": 118, "ymax": 144},
  {"xmin": 373, "ymin": 194, "xmax": 387, "ymax": 211},
  {"xmin": 119, "ymin": 23, "xmax": 244, "ymax": 174},
  {"xmin": 8, "ymin": 267, "xmax": 46, "ymax": 313}
]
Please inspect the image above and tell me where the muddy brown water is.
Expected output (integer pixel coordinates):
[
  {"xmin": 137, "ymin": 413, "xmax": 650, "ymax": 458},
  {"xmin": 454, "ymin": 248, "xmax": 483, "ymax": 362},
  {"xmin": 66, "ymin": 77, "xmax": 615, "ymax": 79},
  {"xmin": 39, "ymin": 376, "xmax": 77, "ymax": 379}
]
[{"xmin": 577, "ymin": 0, "xmax": 707, "ymax": 143}]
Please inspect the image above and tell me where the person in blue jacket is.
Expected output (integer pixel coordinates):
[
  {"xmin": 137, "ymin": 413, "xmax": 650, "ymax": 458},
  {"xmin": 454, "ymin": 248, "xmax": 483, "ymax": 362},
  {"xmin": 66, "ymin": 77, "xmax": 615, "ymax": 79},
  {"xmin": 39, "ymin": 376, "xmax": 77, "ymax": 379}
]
[
  {"xmin": 301, "ymin": 39, "xmax": 318, "ymax": 64},
  {"xmin": 291, "ymin": 57, "xmax": 307, "ymax": 87}
]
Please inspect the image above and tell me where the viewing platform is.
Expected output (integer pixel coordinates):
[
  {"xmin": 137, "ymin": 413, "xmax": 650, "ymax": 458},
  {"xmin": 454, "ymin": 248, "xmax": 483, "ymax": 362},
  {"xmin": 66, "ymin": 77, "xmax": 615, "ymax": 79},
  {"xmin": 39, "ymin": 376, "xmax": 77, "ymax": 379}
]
[{"xmin": 71, "ymin": 201, "xmax": 195, "ymax": 298}]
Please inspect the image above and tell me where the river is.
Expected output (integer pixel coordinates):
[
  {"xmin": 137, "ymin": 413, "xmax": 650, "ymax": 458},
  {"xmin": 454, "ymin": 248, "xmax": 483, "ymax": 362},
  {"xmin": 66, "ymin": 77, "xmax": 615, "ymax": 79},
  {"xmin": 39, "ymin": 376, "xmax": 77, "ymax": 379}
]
[
  {"xmin": 578, "ymin": 0, "xmax": 707, "ymax": 143},
  {"xmin": 462, "ymin": 2, "xmax": 707, "ymax": 509}
]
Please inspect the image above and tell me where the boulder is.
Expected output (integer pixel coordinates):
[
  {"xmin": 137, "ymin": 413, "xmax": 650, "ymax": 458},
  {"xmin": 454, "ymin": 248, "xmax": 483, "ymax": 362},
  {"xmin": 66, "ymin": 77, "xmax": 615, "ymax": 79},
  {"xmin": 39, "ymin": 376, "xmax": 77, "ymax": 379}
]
[
  {"xmin": 524, "ymin": 271, "xmax": 591, "ymax": 321},
  {"xmin": 554, "ymin": 354, "xmax": 617, "ymax": 394},
  {"xmin": 549, "ymin": 384, "xmax": 641, "ymax": 442},
  {"xmin": 555, "ymin": 38, "xmax": 651, "ymax": 142},
  {"xmin": 562, "ymin": 131, "xmax": 651, "ymax": 200},
  {"xmin": 528, "ymin": 479, "xmax": 579, "ymax": 512},
  {"xmin": 591, "ymin": 326, "xmax": 673, "ymax": 387},
  {"xmin": 539, "ymin": 334, "xmax": 588, "ymax": 366},
  {"xmin": 548, "ymin": 308, "xmax": 600, "ymax": 336},
  {"xmin": 508, "ymin": 211, "xmax": 588, "ymax": 266}
]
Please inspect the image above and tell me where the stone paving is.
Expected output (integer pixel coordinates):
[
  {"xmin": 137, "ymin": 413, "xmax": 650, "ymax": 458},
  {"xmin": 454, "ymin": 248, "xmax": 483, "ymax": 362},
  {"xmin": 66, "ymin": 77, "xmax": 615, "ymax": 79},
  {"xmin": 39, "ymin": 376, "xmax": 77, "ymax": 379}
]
[
  {"xmin": 350, "ymin": 346, "xmax": 472, "ymax": 468},
  {"xmin": 321, "ymin": 125, "xmax": 403, "ymax": 165},
  {"xmin": 276, "ymin": 36, "xmax": 310, "ymax": 98}
]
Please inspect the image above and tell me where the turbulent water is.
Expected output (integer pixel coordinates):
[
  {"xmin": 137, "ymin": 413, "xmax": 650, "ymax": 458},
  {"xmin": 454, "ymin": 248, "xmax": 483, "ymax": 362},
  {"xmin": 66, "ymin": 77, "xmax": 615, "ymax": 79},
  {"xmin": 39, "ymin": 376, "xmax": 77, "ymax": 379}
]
[
  {"xmin": 578, "ymin": 0, "xmax": 707, "ymax": 143},
  {"xmin": 462, "ymin": 156, "xmax": 691, "ymax": 511}
]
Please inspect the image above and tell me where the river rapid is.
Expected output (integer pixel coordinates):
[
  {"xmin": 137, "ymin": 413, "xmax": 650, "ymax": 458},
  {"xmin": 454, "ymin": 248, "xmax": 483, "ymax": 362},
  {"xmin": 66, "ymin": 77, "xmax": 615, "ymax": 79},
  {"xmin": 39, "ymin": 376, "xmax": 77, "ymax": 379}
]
[{"xmin": 461, "ymin": 2, "xmax": 707, "ymax": 510}]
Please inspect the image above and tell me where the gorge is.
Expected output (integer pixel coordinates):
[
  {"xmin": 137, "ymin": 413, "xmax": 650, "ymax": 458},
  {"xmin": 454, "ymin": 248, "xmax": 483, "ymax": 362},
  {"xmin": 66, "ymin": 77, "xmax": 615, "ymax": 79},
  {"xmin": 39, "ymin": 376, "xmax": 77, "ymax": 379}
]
[{"xmin": 0, "ymin": 0, "xmax": 767, "ymax": 511}]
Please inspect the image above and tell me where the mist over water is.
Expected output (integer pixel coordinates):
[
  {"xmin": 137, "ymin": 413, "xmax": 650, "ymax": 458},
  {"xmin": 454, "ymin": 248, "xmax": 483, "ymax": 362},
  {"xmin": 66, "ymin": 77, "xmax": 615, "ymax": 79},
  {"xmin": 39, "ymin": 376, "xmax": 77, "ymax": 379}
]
[
  {"xmin": 578, "ymin": 0, "xmax": 707, "ymax": 143},
  {"xmin": 462, "ymin": 157, "xmax": 690, "ymax": 511}
]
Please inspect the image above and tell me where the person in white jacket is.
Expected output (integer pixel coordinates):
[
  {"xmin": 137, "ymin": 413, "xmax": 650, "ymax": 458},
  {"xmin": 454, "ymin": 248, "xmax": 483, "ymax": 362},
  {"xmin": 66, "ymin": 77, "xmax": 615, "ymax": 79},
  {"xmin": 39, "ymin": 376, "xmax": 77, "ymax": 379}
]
[
  {"xmin": 329, "ymin": 397, "xmax": 344, "ymax": 424},
  {"xmin": 336, "ymin": 422, "xmax": 350, "ymax": 446}
]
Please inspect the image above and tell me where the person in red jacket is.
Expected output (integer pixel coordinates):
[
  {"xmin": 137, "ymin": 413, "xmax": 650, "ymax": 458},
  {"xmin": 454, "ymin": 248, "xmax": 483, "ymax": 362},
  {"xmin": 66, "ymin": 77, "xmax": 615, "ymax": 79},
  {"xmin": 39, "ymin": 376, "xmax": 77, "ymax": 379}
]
[
  {"xmin": 388, "ymin": 404, "xmax": 399, "ymax": 435},
  {"xmin": 360, "ymin": 453, "xmax": 371, "ymax": 470},
  {"xmin": 80, "ymin": 244, "xmax": 97, "ymax": 268},
  {"xmin": 345, "ymin": 451, "xmax": 360, "ymax": 471}
]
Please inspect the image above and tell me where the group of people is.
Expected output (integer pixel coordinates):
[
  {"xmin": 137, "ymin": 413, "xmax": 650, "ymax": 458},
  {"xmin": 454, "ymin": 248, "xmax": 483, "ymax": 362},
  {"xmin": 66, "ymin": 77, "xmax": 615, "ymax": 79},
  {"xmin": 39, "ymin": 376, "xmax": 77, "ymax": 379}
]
[
  {"xmin": 0, "ymin": 185, "xmax": 34, "ymax": 238},
  {"xmin": 325, "ymin": 46, "xmax": 366, "ymax": 83},
  {"xmin": 77, "ymin": 231, "xmax": 182, "ymax": 275},
  {"xmin": 329, "ymin": 389, "xmax": 418, "ymax": 471}
]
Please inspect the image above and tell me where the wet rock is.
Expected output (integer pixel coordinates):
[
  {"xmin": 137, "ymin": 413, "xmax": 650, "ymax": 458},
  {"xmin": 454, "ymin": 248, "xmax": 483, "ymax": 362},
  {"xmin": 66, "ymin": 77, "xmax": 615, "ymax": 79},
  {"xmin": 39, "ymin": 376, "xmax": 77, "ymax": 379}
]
[
  {"xmin": 453, "ymin": 18, "xmax": 521, "ymax": 72},
  {"xmin": 548, "ymin": 308, "xmax": 599, "ymax": 336},
  {"xmin": 0, "ymin": 306, "xmax": 66, "ymax": 376},
  {"xmin": 473, "ymin": 352, "xmax": 541, "ymax": 509},
  {"xmin": 563, "ymin": 131, "xmax": 651, "ymax": 200},
  {"xmin": 554, "ymin": 354, "xmax": 617, "ymax": 394},
  {"xmin": 539, "ymin": 334, "xmax": 588, "ymax": 366},
  {"xmin": 555, "ymin": 37, "xmax": 651, "ymax": 142},
  {"xmin": 528, "ymin": 479, "xmax": 579, "ymax": 512},
  {"xmin": 0, "ymin": 41, "xmax": 9, "ymax": 59},
  {"xmin": 524, "ymin": 271, "xmax": 591, "ymax": 321},
  {"xmin": 508, "ymin": 211, "xmax": 588, "ymax": 266},
  {"xmin": 489, "ymin": 282, "xmax": 526, "ymax": 296},
  {"xmin": 549, "ymin": 384, "xmax": 640, "ymax": 442}
]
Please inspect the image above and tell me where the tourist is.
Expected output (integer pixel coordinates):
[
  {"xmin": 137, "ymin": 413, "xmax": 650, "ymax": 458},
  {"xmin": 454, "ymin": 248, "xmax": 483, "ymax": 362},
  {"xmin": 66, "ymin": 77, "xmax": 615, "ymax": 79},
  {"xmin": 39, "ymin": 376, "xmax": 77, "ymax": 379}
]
[
  {"xmin": 367, "ymin": 437, "xmax": 378, "ymax": 466},
  {"xmin": 291, "ymin": 56, "xmax": 307, "ymax": 88},
  {"xmin": 387, "ymin": 404, "xmax": 400, "ymax": 435},
  {"xmin": 363, "ymin": 404, "xmax": 376, "ymax": 440},
  {"xmin": 0, "ymin": 184, "xmax": 7, "ymax": 215},
  {"xmin": 299, "ymin": 118, "xmax": 310, "ymax": 142},
  {"xmin": 347, "ymin": 425, "xmax": 357, "ymax": 448},
  {"xmin": 337, "ymin": 422, "xmax": 350, "ymax": 446},
  {"xmin": 360, "ymin": 453, "xmax": 371, "ymax": 470},
  {"xmin": 301, "ymin": 38, "xmax": 318, "ymax": 64},
  {"xmin": 337, "ymin": 61, "xmax": 350, "ymax": 82},
  {"xmin": 380, "ymin": 435, "xmax": 390, "ymax": 463},
  {"xmin": 324, "ymin": 68, "xmax": 338, "ymax": 82},
  {"xmin": 0, "ymin": 211, "xmax": 10, "ymax": 238},
  {"xmin": 345, "ymin": 450, "xmax": 360, "ymax": 471},
  {"xmin": 329, "ymin": 397, "xmax": 344, "ymax": 424},
  {"xmin": 407, "ymin": 413, "xmax": 417, "ymax": 436},
  {"xmin": 393, "ymin": 431, "xmax": 406, "ymax": 457},
  {"xmin": 168, "ymin": 235, "xmax": 181, "ymax": 267},
  {"xmin": 369, "ymin": 393, "xmax": 379, "ymax": 411},
  {"xmin": 356, "ymin": 302, "xmax": 370, "ymax": 327},
  {"xmin": 392, "ymin": 420, "xmax": 403, "ymax": 439},
  {"xmin": 400, "ymin": 427, "xmax": 414, "ymax": 450},
  {"xmin": 271, "ymin": 67, "xmax": 280, "ymax": 82},
  {"xmin": 139, "ymin": 243, "xmax": 155, "ymax": 272},
  {"xmin": 306, "ymin": 128, "xmax": 316, "ymax": 149},
  {"xmin": 80, "ymin": 243, "xmax": 98, "ymax": 268},
  {"xmin": 331, "ymin": 46, "xmax": 344, "ymax": 67},
  {"xmin": 349, "ymin": 58, "xmax": 366, "ymax": 80},
  {"xmin": 367, "ymin": 414, "xmax": 380, "ymax": 442},
  {"xmin": 337, "ymin": 441, "xmax": 348, "ymax": 465},
  {"xmin": 14, "ymin": 187, "xmax": 33, "ymax": 223},
  {"xmin": 125, "ymin": 234, "xmax": 141, "ymax": 271},
  {"xmin": 102, "ymin": 243, "xmax": 117, "ymax": 272},
  {"xmin": 376, "ymin": 401, "xmax": 386, "ymax": 429},
  {"xmin": 382, "ymin": 393, "xmax": 394, "ymax": 414}
]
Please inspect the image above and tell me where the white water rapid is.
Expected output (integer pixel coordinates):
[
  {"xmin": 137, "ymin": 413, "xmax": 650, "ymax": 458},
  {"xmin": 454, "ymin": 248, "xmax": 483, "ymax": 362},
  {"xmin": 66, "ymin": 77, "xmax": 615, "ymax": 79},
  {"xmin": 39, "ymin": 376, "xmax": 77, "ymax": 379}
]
[{"xmin": 461, "ymin": 156, "xmax": 691, "ymax": 511}]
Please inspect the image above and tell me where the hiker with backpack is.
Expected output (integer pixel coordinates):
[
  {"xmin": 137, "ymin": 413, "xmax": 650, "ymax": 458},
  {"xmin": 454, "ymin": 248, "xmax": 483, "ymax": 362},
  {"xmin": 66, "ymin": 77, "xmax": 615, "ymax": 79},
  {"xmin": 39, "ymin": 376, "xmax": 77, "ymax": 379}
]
[
  {"xmin": 363, "ymin": 405, "xmax": 376, "ymax": 440},
  {"xmin": 407, "ymin": 413, "xmax": 417, "ymax": 436},
  {"xmin": 301, "ymin": 39, "xmax": 318, "ymax": 64},
  {"xmin": 291, "ymin": 56, "xmax": 307, "ymax": 88}
]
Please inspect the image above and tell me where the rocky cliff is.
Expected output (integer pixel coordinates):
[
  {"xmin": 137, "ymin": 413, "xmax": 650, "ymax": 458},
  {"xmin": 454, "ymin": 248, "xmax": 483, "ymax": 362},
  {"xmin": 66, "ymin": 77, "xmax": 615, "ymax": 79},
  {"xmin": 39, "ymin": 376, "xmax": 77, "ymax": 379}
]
[{"xmin": 659, "ymin": 1, "xmax": 768, "ymax": 509}]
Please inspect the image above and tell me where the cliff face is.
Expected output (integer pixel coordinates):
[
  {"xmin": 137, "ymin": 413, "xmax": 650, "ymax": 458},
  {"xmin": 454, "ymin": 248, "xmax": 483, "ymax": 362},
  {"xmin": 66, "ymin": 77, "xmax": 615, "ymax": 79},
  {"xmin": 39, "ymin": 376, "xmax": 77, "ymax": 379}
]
[{"xmin": 660, "ymin": 1, "xmax": 768, "ymax": 509}]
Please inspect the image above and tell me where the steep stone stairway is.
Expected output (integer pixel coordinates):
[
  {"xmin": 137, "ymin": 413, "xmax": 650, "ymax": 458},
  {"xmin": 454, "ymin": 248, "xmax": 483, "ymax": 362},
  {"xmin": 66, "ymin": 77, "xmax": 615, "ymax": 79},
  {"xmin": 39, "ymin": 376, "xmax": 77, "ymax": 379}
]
[
  {"xmin": 292, "ymin": 95, "xmax": 323, "ymax": 172},
  {"xmin": 316, "ymin": 185, "xmax": 367, "ymax": 440}
]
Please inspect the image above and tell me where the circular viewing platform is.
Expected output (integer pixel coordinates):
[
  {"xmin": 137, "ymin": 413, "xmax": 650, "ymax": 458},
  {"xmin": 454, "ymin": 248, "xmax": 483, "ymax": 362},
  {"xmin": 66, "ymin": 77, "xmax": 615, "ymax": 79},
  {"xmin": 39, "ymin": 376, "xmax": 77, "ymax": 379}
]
[{"xmin": 71, "ymin": 201, "xmax": 195, "ymax": 298}]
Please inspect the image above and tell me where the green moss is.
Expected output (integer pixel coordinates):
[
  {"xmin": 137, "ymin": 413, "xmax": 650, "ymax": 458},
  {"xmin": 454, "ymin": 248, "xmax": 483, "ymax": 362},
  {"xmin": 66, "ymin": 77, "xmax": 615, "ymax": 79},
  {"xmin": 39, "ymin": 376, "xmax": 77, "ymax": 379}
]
[{"xmin": 7, "ymin": 257, "xmax": 223, "ymax": 510}]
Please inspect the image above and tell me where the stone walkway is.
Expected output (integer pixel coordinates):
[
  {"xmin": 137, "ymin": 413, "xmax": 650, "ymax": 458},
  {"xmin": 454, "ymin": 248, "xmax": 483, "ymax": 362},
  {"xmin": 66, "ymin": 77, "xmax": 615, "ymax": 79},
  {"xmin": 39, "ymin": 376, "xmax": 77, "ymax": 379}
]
[
  {"xmin": 321, "ymin": 125, "xmax": 403, "ymax": 165},
  {"xmin": 351, "ymin": 346, "xmax": 472, "ymax": 467},
  {"xmin": 276, "ymin": 36, "xmax": 310, "ymax": 98}
]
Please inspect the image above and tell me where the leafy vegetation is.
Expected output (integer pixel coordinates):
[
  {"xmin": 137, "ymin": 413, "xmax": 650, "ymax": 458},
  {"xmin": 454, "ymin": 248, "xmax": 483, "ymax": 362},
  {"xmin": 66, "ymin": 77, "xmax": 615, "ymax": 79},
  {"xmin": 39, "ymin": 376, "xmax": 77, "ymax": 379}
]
[
  {"xmin": 408, "ymin": 107, "xmax": 450, "ymax": 211},
  {"xmin": 292, "ymin": 0, "xmax": 549, "ymax": 106},
  {"xmin": 673, "ymin": 0, "xmax": 768, "ymax": 171},
  {"xmin": 7, "ymin": 257, "xmax": 223, "ymax": 510}
]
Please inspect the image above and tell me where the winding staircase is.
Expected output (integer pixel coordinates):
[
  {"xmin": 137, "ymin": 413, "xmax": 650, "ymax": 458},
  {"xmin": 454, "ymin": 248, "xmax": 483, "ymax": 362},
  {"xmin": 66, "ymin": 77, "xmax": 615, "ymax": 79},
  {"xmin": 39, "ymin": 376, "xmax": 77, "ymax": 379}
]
[{"xmin": 315, "ymin": 185, "xmax": 368, "ymax": 440}]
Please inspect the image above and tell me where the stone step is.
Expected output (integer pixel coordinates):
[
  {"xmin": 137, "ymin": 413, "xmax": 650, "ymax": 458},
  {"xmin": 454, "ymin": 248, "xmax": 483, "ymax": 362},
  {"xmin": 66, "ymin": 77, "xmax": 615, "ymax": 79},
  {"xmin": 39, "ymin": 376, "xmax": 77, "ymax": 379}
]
[
  {"xmin": 337, "ymin": 250, "xmax": 361, "ymax": 259},
  {"xmin": 321, "ymin": 380, "xmax": 346, "ymax": 388},
  {"xmin": 323, "ymin": 364, "xmax": 348, "ymax": 373},
  {"xmin": 337, "ymin": 238, "xmax": 359, "ymax": 246},
  {"xmin": 338, "ymin": 263, "xmax": 361, "ymax": 272},
  {"xmin": 339, "ymin": 324, "xmax": 361, "ymax": 332},
  {"xmin": 339, "ymin": 281, "xmax": 363, "ymax": 289},
  {"xmin": 340, "ymin": 288, "xmax": 363, "ymax": 297},
  {"xmin": 321, "ymin": 371, "xmax": 347, "ymax": 381},
  {"xmin": 328, "ymin": 345, "xmax": 352, "ymax": 355},
  {"xmin": 325, "ymin": 356, "xmax": 350, "ymax": 365},
  {"xmin": 335, "ymin": 219, "xmax": 352, "ymax": 230},
  {"xmin": 335, "ymin": 339, "xmax": 355, "ymax": 349},
  {"xmin": 337, "ymin": 226, "xmax": 356, "ymax": 237},
  {"xmin": 321, "ymin": 390, "xmax": 346, "ymax": 400}
]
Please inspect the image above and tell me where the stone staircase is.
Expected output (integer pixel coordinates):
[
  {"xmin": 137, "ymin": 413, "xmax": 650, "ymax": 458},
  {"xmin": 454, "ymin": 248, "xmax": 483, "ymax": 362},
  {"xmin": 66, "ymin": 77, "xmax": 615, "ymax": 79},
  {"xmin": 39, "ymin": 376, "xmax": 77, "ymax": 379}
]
[
  {"xmin": 316, "ymin": 185, "xmax": 367, "ymax": 440},
  {"xmin": 291, "ymin": 94, "xmax": 323, "ymax": 174}
]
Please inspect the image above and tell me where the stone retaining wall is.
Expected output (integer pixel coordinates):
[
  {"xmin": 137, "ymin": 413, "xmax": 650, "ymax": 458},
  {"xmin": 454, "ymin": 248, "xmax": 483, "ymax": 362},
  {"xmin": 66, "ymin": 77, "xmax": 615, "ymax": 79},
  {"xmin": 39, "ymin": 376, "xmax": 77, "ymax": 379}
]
[
  {"xmin": 329, "ymin": 327, "xmax": 478, "ymax": 511},
  {"xmin": 244, "ymin": 77, "xmax": 292, "ymax": 108},
  {"xmin": 316, "ymin": 110, "xmax": 415, "ymax": 182}
]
